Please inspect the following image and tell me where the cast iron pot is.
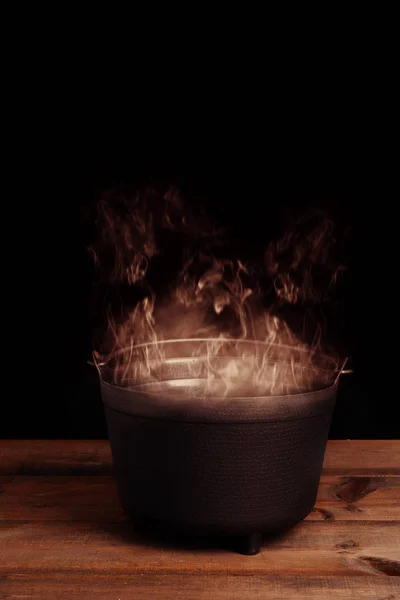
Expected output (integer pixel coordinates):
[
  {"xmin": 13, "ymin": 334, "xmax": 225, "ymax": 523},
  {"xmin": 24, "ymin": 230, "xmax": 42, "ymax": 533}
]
[{"xmin": 98, "ymin": 340, "xmax": 338, "ymax": 554}]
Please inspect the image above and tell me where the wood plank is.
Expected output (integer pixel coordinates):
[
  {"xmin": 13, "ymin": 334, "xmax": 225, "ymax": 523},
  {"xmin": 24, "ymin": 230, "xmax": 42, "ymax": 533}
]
[
  {"xmin": 1, "ymin": 534, "xmax": 399, "ymax": 577},
  {"xmin": 1, "ymin": 508, "xmax": 399, "ymax": 577},
  {"xmin": 0, "ymin": 440, "xmax": 112, "ymax": 476},
  {"xmin": 1, "ymin": 475, "xmax": 400, "ymax": 521},
  {"xmin": 1, "ymin": 519, "xmax": 399, "ymax": 552},
  {"xmin": 322, "ymin": 440, "xmax": 400, "ymax": 475},
  {"xmin": 1, "ymin": 573, "xmax": 399, "ymax": 600},
  {"xmin": 1, "ymin": 440, "xmax": 399, "ymax": 476}
]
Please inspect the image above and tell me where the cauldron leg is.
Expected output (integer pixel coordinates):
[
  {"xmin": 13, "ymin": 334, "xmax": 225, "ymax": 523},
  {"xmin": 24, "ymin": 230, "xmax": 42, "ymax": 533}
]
[{"xmin": 237, "ymin": 533, "xmax": 262, "ymax": 555}]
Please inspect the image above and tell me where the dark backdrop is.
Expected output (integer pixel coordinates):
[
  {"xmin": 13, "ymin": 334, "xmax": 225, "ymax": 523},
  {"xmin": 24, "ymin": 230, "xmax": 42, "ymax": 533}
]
[{"xmin": 3, "ymin": 127, "xmax": 396, "ymax": 440}]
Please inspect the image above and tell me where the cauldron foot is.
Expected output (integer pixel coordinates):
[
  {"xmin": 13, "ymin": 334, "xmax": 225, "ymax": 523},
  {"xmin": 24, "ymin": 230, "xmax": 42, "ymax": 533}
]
[{"xmin": 236, "ymin": 533, "xmax": 262, "ymax": 555}]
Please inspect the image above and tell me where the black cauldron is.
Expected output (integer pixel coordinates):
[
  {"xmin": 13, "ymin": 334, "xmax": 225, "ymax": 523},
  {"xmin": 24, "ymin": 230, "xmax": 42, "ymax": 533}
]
[{"xmin": 99, "ymin": 340, "xmax": 338, "ymax": 554}]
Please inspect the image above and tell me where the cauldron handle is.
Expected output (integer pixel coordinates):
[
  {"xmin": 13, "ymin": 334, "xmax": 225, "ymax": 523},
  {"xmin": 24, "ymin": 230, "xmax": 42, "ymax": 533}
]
[
  {"xmin": 334, "ymin": 357, "xmax": 353, "ymax": 385},
  {"xmin": 88, "ymin": 351, "xmax": 106, "ymax": 378}
]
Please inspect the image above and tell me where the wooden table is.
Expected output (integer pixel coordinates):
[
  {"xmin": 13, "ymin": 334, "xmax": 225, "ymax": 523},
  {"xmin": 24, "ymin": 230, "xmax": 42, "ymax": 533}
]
[{"xmin": 0, "ymin": 440, "xmax": 399, "ymax": 599}]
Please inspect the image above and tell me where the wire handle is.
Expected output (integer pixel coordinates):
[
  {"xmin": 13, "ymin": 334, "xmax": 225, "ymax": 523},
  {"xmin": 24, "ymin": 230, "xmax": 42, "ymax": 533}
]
[
  {"xmin": 88, "ymin": 351, "xmax": 106, "ymax": 378},
  {"xmin": 334, "ymin": 358, "xmax": 353, "ymax": 385}
]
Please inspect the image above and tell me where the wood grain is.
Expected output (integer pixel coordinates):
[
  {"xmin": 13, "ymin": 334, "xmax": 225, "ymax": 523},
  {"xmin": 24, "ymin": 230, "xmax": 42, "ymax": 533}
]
[
  {"xmin": 0, "ymin": 440, "xmax": 399, "ymax": 599},
  {"xmin": 1, "ymin": 439, "xmax": 399, "ymax": 476},
  {"xmin": 0, "ymin": 440, "xmax": 113, "ymax": 476},
  {"xmin": 1, "ymin": 520, "xmax": 399, "ymax": 576},
  {"xmin": 1, "ymin": 475, "xmax": 399, "ymax": 521},
  {"xmin": 1, "ymin": 573, "xmax": 399, "ymax": 600},
  {"xmin": 1, "ymin": 519, "xmax": 397, "ymax": 550}
]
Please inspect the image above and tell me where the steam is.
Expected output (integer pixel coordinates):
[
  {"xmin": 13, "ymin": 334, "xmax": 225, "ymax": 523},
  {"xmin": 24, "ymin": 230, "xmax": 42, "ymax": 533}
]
[
  {"xmin": 89, "ymin": 187, "xmax": 345, "ymax": 396},
  {"xmin": 89, "ymin": 189, "xmax": 158, "ymax": 285},
  {"xmin": 265, "ymin": 210, "xmax": 346, "ymax": 304}
]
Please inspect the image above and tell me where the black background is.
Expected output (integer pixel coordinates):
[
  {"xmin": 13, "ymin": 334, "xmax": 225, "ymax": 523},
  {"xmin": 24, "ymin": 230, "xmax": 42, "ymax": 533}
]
[{"xmin": 3, "ymin": 116, "xmax": 396, "ymax": 440}]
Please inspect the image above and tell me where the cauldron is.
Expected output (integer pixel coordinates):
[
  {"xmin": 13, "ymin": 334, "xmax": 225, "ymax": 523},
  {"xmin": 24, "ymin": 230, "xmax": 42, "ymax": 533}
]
[{"xmin": 98, "ymin": 340, "xmax": 338, "ymax": 554}]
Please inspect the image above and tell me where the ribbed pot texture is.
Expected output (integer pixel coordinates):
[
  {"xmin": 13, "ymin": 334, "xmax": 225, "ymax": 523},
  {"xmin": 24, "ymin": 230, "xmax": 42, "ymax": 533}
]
[{"xmin": 101, "ymin": 379, "xmax": 337, "ymax": 536}]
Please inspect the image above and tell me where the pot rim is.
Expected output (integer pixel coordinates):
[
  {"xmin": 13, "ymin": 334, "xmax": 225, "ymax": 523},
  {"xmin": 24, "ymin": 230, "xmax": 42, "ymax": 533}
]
[
  {"xmin": 101, "ymin": 376, "xmax": 339, "ymax": 399},
  {"xmin": 95, "ymin": 337, "xmax": 341, "ymax": 401},
  {"xmin": 100, "ymin": 377, "xmax": 338, "ymax": 422}
]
